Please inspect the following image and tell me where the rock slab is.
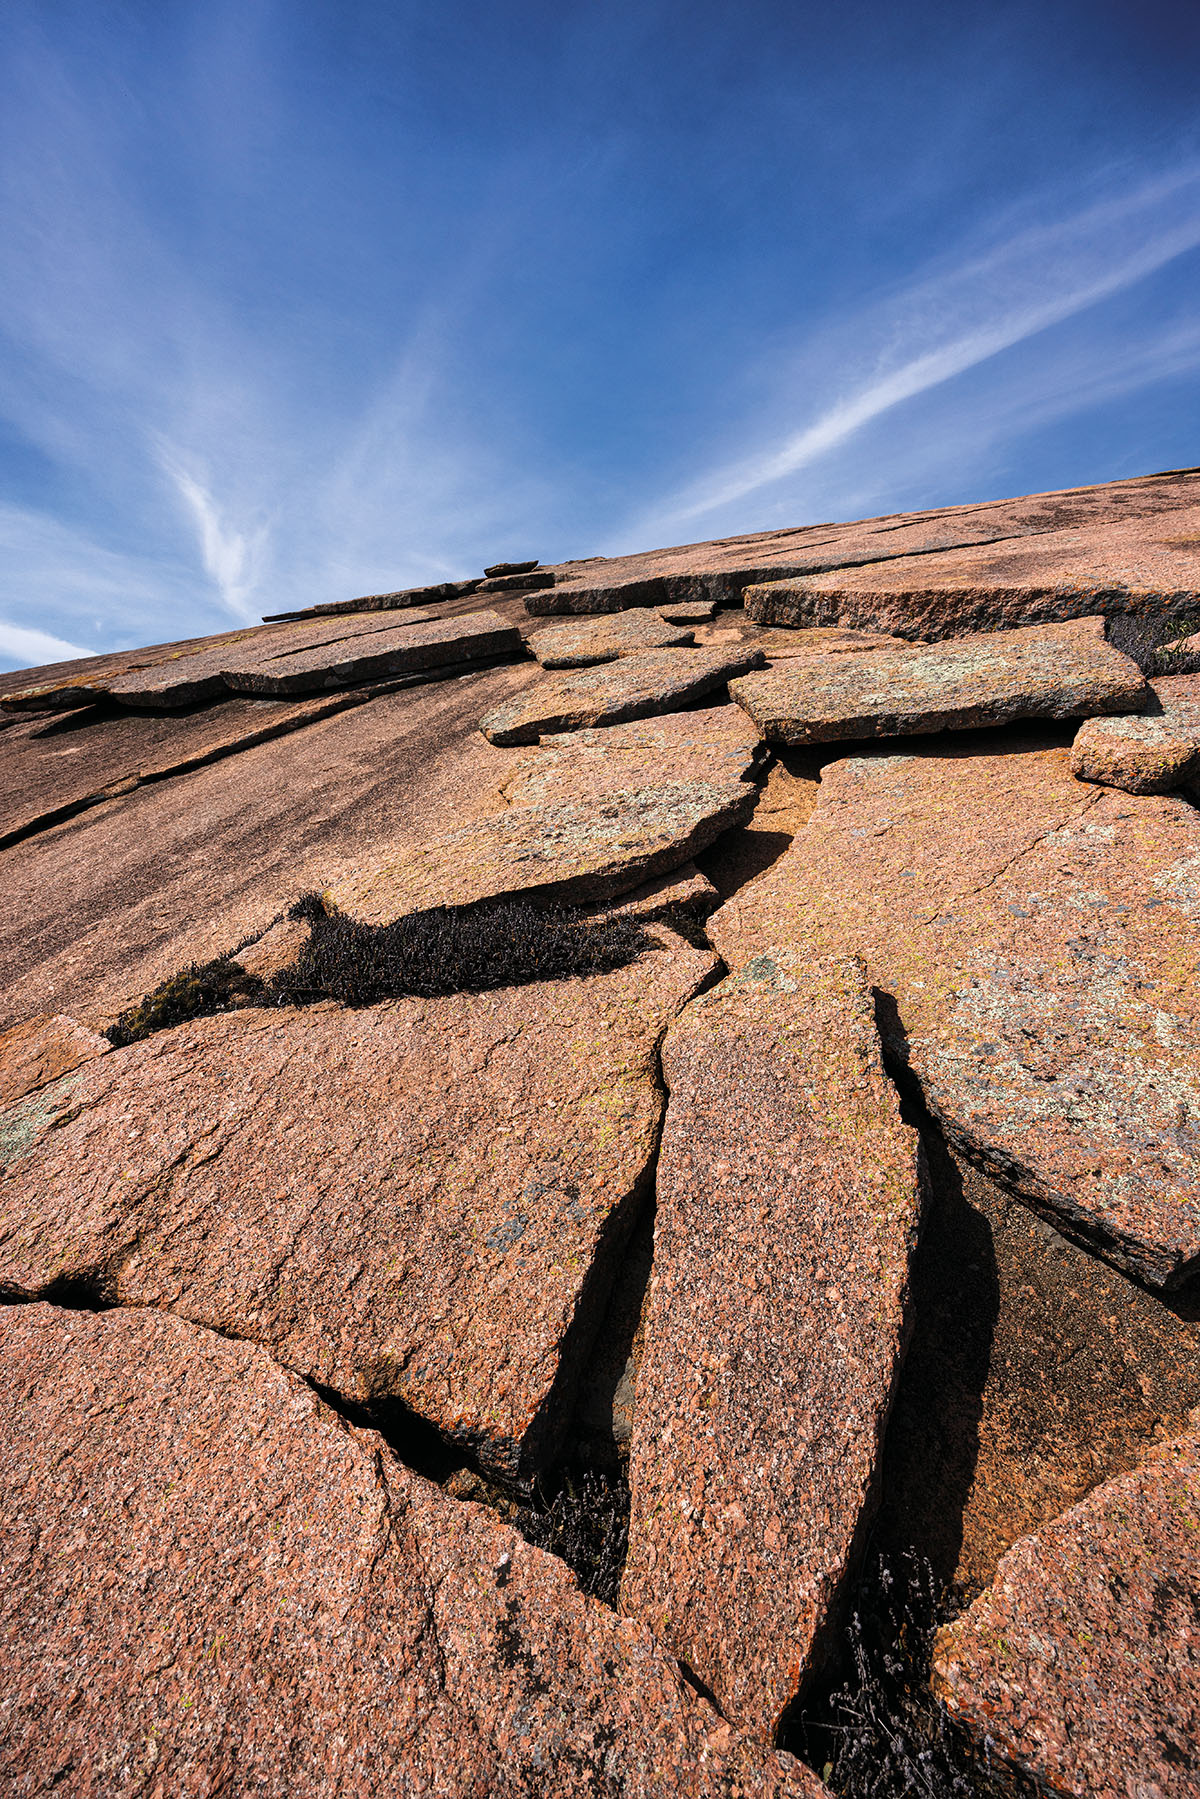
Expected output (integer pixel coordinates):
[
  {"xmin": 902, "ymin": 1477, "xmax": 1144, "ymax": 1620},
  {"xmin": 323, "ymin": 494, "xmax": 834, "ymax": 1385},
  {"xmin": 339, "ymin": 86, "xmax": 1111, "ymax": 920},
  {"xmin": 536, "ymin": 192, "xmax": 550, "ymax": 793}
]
[
  {"xmin": 326, "ymin": 777, "xmax": 757, "ymax": 927},
  {"xmin": 529, "ymin": 609, "xmax": 696, "ymax": 667},
  {"xmin": 932, "ymin": 1427, "xmax": 1200, "ymax": 1798},
  {"xmin": 0, "ymin": 933, "xmax": 714, "ymax": 1478},
  {"xmin": 709, "ymin": 741, "xmax": 1200, "ymax": 1287},
  {"xmin": 222, "ymin": 612, "xmax": 521, "ymax": 695},
  {"xmin": 730, "ymin": 618, "xmax": 1147, "ymax": 745},
  {"xmin": 621, "ymin": 953, "xmax": 924, "ymax": 1734},
  {"xmin": 0, "ymin": 1303, "xmax": 821, "ymax": 1798},
  {"xmin": 500, "ymin": 705, "xmax": 765, "ymax": 809},
  {"xmin": 480, "ymin": 647, "xmax": 766, "ymax": 746}
]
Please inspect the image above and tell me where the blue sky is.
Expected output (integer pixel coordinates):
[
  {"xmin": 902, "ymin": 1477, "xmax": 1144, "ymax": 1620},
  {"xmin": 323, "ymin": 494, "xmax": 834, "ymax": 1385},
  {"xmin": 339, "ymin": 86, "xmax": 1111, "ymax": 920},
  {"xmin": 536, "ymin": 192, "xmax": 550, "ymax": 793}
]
[{"xmin": 2, "ymin": 0, "xmax": 1199, "ymax": 671}]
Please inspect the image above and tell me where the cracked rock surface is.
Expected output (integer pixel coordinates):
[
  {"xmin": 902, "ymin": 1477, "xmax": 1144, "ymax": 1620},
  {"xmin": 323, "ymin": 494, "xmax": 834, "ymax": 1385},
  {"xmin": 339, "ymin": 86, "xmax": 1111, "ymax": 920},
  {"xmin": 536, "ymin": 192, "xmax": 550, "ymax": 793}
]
[
  {"xmin": 529, "ymin": 608, "xmax": 696, "ymax": 666},
  {"xmin": 0, "ymin": 1303, "xmax": 821, "ymax": 1798},
  {"xmin": 932, "ymin": 1426, "xmax": 1200, "ymax": 1798},
  {"xmin": 710, "ymin": 737, "xmax": 1200, "ymax": 1287},
  {"xmin": 1071, "ymin": 670, "xmax": 1200, "ymax": 794},
  {"xmin": 325, "ymin": 777, "xmax": 757, "ymax": 927},
  {"xmin": 621, "ymin": 952, "xmax": 924, "ymax": 1735},
  {"xmin": 0, "ymin": 928, "xmax": 715, "ymax": 1479},
  {"xmin": 479, "ymin": 646, "xmax": 766, "ymax": 745}
]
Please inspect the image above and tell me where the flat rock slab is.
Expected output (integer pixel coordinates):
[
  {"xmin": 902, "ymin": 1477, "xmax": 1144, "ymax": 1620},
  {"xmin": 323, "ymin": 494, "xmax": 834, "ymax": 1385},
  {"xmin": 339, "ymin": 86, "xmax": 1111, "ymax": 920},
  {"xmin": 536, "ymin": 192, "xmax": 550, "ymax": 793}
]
[
  {"xmin": 659, "ymin": 599, "xmax": 719, "ymax": 622},
  {"xmin": 730, "ymin": 618, "xmax": 1147, "ymax": 746},
  {"xmin": 621, "ymin": 954, "xmax": 923, "ymax": 1734},
  {"xmin": 1072, "ymin": 670, "xmax": 1200, "ymax": 793},
  {"xmin": 932, "ymin": 1428, "xmax": 1200, "ymax": 1798},
  {"xmin": 743, "ymin": 497, "xmax": 1200, "ymax": 640},
  {"xmin": 0, "ymin": 1012, "xmax": 109, "ymax": 1109},
  {"xmin": 480, "ymin": 647, "xmax": 765, "ymax": 746},
  {"xmin": 222, "ymin": 612, "xmax": 521, "ymax": 695},
  {"xmin": 529, "ymin": 609, "xmax": 695, "ymax": 667},
  {"xmin": 709, "ymin": 741, "xmax": 1200, "ymax": 1287},
  {"xmin": 327, "ymin": 777, "xmax": 757, "ymax": 927},
  {"xmin": 1, "ymin": 1304, "xmax": 821, "ymax": 1799},
  {"xmin": 605, "ymin": 861, "xmax": 719, "ymax": 924},
  {"xmin": 0, "ymin": 932, "xmax": 715, "ymax": 1478},
  {"xmin": 501, "ymin": 705, "xmax": 765, "ymax": 809}
]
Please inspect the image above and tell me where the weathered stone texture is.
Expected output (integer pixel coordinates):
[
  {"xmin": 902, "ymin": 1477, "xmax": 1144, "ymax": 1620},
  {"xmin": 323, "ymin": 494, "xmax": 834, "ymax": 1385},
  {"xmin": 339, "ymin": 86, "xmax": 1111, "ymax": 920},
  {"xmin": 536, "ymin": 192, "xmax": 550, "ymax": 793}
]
[
  {"xmin": 479, "ymin": 647, "xmax": 765, "ymax": 746},
  {"xmin": 326, "ymin": 778, "xmax": 756, "ymax": 928},
  {"xmin": 0, "ymin": 1011, "xmax": 109, "ymax": 1108},
  {"xmin": 621, "ymin": 953, "xmax": 924, "ymax": 1734},
  {"xmin": 0, "ymin": 1304, "xmax": 821, "ymax": 1798},
  {"xmin": 500, "ymin": 706, "xmax": 765, "ymax": 809},
  {"xmin": 932, "ymin": 1428, "xmax": 1200, "ymax": 1798},
  {"xmin": 0, "ymin": 931, "xmax": 714, "ymax": 1478},
  {"xmin": 730, "ymin": 618, "xmax": 1146, "ymax": 745},
  {"xmin": 710, "ymin": 740, "xmax": 1200, "ymax": 1287},
  {"xmin": 222, "ymin": 611, "xmax": 521, "ymax": 695},
  {"xmin": 529, "ymin": 609, "xmax": 695, "ymax": 667}
]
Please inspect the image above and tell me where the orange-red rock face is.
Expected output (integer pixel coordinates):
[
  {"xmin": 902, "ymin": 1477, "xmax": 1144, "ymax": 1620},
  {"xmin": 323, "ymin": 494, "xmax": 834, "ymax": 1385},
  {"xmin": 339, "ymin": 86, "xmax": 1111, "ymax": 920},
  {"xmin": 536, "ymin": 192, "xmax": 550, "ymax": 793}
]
[
  {"xmin": 932, "ymin": 1428, "xmax": 1200, "ymax": 1797},
  {"xmin": 621, "ymin": 953, "xmax": 924, "ymax": 1734},
  {"xmin": 0, "ymin": 1303, "xmax": 821, "ymax": 1798}
]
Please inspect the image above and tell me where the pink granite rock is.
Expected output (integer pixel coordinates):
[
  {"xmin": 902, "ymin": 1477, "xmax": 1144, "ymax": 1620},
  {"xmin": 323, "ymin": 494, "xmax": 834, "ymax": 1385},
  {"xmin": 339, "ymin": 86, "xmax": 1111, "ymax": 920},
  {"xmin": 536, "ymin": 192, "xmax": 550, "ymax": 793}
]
[
  {"xmin": 0, "ymin": 1303, "xmax": 822, "ymax": 1798},
  {"xmin": 621, "ymin": 953, "xmax": 924, "ymax": 1734},
  {"xmin": 0, "ymin": 1011, "xmax": 109, "ymax": 1108},
  {"xmin": 325, "ymin": 777, "xmax": 756, "ymax": 927},
  {"xmin": 709, "ymin": 741, "xmax": 1200, "ymax": 1287},
  {"xmin": 0, "ymin": 930, "xmax": 715, "ymax": 1478},
  {"xmin": 529, "ymin": 609, "xmax": 695, "ymax": 667},
  {"xmin": 221, "ymin": 610, "xmax": 521, "ymax": 695},
  {"xmin": 730, "ymin": 618, "xmax": 1146, "ymax": 746},
  {"xmin": 479, "ymin": 647, "xmax": 766, "ymax": 746},
  {"xmin": 932, "ymin": 1426, "xmax": 1200, "ymax": 1798},
  {"xmin": 1072, "ymin": 670, "xmax": 1200, "ymax": 793}
]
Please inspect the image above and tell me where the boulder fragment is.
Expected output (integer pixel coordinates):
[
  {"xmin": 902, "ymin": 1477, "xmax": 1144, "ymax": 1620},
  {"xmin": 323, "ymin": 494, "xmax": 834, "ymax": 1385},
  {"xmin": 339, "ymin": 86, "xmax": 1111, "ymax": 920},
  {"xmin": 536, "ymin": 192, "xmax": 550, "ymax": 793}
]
[
  {"xmin": 479, "ymin": 570, "xmax": 555, "ymax": 592},
  {"xmin": 0, "ymin": 1012, "xmax": 109, "ymax": 1109},
  {"xmin": 621, "ymin": 953, "xmax": 924, "ymax": 1734},
  {"xmin": 529, "ymin": 609, "xmax": 695, "ymax": 667},
  {"xmin": 480, "ymin": 647, "xmax": 765, "ymax": 746},
  {"xmin": 659, "ymin": 599, "xmax": 719, "ymax": 623},
  {"xmin": 1071, "ymin": 670, "xmax": 1200, "ymax": 793},
  {"xmin": 0, "ymin": 1303, "xmax": 822, "ymax": 1798},
  {"xmin": 932, "ymin": 1427, "xmax": 1200, "ymax": 1798},
  {"xmin": 326, "ymin": 777, "xmax": 757, "ymax": 926},
  {"xmin": 0, "ymin": 931, "xmax": 715, "ymax": 1479},
  {"xmin": 222, "ymin": 612, "xmax": 521, "ymax": 695},
  {"xmin": 484, "ymin": 559, "xmax": 540, "ymax": 577},
  {"xmin": 730, "ymin": 618, "xmax": 1146, "ymax": 746},
  {"xmin": 709, "ymin": 740, "xmax": 1200, "ymax": 1287}
]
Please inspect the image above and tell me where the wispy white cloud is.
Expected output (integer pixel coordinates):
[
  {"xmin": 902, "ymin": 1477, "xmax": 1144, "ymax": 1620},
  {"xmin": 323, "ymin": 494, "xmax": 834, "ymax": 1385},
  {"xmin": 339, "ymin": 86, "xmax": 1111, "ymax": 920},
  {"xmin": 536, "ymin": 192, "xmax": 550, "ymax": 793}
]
[
  {"xmin": 0, "ymin": 619, "xmax": 93, "ymax": 672},
  {"xmin": 632, "ymin": 165, "xmax": 1200, "ymax": 538}
]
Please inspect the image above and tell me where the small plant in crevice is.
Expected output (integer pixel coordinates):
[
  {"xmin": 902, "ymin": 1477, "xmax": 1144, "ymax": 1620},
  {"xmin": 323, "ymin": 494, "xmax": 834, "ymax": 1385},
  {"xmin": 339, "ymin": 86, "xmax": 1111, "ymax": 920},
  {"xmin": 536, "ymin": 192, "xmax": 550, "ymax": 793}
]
[
  {"xmin": 105, "ymin": 958, "xmax": 267, "ymax": 1046},
  {"xmin": 106, "ymin": 898, "xmax": 651, "ymax": 1045},
  {"xmin": 511, "ymin": 1461, "xmax": 630, "ymax": 1606},
  {"xmin": 786, "ymin": 1550, "xmax": 1025, "ymax": 1799},
  {"xmin": 1107, "ymin": 609, "xmax": 1200, "ymax": 676}
]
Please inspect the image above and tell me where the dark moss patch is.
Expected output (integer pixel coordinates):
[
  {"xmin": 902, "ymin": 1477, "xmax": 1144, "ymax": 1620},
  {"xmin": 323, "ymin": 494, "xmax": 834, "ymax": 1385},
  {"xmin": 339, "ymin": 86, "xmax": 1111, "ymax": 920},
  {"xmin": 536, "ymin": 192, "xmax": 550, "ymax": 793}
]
[
  {"xmin": 106, "ymin": 898, "xmax": 650, "ymax": 1046},
  {"xmin": 272, "ymin": 894, "xmax": 649, "ymax": 1008},
  {"xmin": 1107, "ymin": 609, "xmax": 1200, "ymax": 676}
]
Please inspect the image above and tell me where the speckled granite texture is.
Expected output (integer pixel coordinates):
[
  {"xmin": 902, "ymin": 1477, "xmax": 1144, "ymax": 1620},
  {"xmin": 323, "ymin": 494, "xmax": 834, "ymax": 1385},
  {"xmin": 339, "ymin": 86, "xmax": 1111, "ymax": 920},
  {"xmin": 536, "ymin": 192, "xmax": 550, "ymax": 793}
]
[
  {"xmin": 1071, "ymin": 670, "xmax": 1200, "ymax": 794},
  {"xmin": 479, "ymin": 646, "xmax": 765, "ymax": 745},
  {"xmin": 530, "ymin": 609, "xmax": 695, "ymax": 666},
  {"xmin": 729, "ymin": 617, "xmax": 1146, "ymax": 745},
  {"xmin": 710, "ymin": 739, "xmax": 1200, "ymax": 1287},
  {"xmin": 0, "ymin": 930, "xmax": 715, "ymax": 1478},
  {"xmin": 621, "ymin": 952, "xmax": 924, "ymax": 1734},
  {"xmin": 499, "ymin": 705, "xmax": 765, "ymax": 808},
  {"xmin": 0, "ymin": 1011, "xmax": 109, "ymax": 1108},
  {"xmin": 932, "ymin": 1426, "xmax": 1200, "ymax": 1797},
  {"xmin": 325, "ymin": 777, "xmax": 757, "ymax": 927},
  {"xmin": 0, "ymin": 1304, "xmax": 823, "ymax": 1798}
]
